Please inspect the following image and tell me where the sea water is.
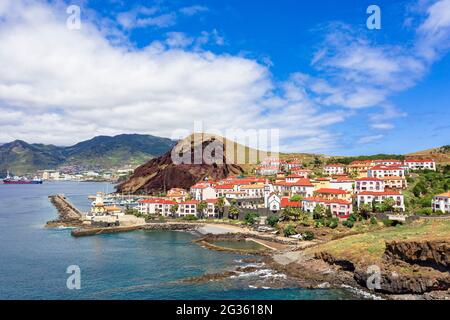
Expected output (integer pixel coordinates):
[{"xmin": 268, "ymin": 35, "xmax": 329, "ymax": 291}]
[{"xmin": 0, "ymin": 181, "xmax": 359, "ymax": 300}]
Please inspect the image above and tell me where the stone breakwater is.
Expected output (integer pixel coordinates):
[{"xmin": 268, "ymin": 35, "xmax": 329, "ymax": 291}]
[
  {"xmin": 46, "ymin": 194, "xmax": 84, "ymax": 228},
  {"xmin": 70, "ymin": 222, "xmax": 203, "ymax": 237}
]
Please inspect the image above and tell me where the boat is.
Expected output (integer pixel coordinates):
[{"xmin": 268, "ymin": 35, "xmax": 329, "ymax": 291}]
[{"xmin": 2, "ymin": 171, "xmax": 43, "ymax": 184}]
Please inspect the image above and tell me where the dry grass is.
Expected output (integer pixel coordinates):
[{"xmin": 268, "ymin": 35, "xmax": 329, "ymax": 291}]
[{"xmin": 306, "ymin": 219, "xmax": 450, "ymax": 265}]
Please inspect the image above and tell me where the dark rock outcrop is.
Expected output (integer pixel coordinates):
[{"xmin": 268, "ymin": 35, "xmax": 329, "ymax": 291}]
[
  {"xmin": 116, "ymin": 134, "xmax": 246, "ymax": 194},
  {"xmin": 384, "ymin": 240, "xmax": 449, "ymax": 271}
]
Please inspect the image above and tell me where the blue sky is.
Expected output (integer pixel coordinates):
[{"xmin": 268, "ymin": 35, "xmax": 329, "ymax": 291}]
[{"xmin": 0, "ymin": 0, "xmax": 449, "ymax": 155}]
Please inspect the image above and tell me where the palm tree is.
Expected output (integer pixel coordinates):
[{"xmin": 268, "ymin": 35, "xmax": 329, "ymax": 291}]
[
  {"xmin": 382, "ymin": 198, "xmax": 396, "ymax": 213},
  {"xmin": 229, "ymin": 206, "xmax": 240, "ymax": 220},
  {"xmin": 198, "ymin": 200, "xmax": 207, "ymax": 219},
  {"xmin": 217, "ymin": 197, "xmax": 225, "ymax": 219},
  {"xmin": 170, "ymin": 204, "xmax": 179, "ymax": 218}
]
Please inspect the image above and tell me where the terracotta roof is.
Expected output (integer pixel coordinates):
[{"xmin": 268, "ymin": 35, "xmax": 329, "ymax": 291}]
[
  {"xmin": 325, "ymin": 164, "xmax": 345, "ymax": 167},
  {"xmin": 436, "ymin": 192, "xmax": 450, "ymax": 198},
  {"xmin": 373, "ymin": 159, "xmax": 402, "ymax": 163},
  {"xmin": 191, "ymin": 183, "xmax": 211, "ymax": 189},
  {"xmin": 139, "ymin": 198, "xmax": 177, "ymax": 205},
  {"xmin": 315, "ymin": 188, "xmax": 348, "ymax": 195},
  {"xmin": 302, "ymin": 197, "xmax": 351, "ymax": 205},
  {"xmin": 404, "ymin": 159, "xmax": 435, "ymax": 163},
  {"xmin": 315, "ymin": 177, "xmax": 331, "ymax": 181},
  {"xmin": 215, "ymin": 184, "xmax": 235, "ymax": 190},
  {"xmin": 180, "ymin": 200, "xmax": 200, "ymax": 205},
  {"xmin": 281, "ymin": 197, "xmax": 301, "ymax": 208},
  {"xmin": 379, "ymin": 176, "xmax": 405, "ymax": 180},
  {"xmin": 356, "ymin": 177, "xmax": 382, "ymax": 181},
  {"xmin": 358, "ymin": 191, "xmax": 402, "ymax": 196},
  {"xmin": 370, "ymin": 165, "xmax": 404, "ymax": 170},
  {"xmin": 274, "ymin": 179, "xmax": 314, "ymax": 187}
]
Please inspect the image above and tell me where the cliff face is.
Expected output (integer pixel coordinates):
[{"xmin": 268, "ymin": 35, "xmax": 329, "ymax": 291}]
[
  {"xmin": 384, "ymin": 240, "xmax": 449, "ymax": 271},
  {"xmin": 116, "ymin": 134, "xmax": 246, "ymax": 194}
]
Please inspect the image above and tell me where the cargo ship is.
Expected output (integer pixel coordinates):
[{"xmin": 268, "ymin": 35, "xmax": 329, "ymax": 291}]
[{"xmin": 2, "ymin": 171, "xmax": 43, "ymax": 184}]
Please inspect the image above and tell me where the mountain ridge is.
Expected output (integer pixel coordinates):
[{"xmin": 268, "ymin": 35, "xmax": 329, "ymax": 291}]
[{"xmin": 0, "ymin": 134, "xmax": 176, "ymax": 175}]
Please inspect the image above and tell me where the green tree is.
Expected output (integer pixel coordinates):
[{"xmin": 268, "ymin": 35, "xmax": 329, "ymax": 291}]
[
  {"xmin": 325, "ymin": 206, "xmax": 332, "ymax": 218},
  {"xmin": 267, "ymin": 215, "xmax": 279, "ymax": 227},
  {"xmin": 290, "ymin": 194, "xmax": 303, "ymax": 202},
  {"xmin": 359, "ymin": 203, "xmax": 373, "ymax": 219},
  {"xmin": 217, "ymin": 197, "xmax": 226, "ymax": 219},
  {"xmin": 313, "ymin": 204, "xmax": 326, "ymax": 220},
  {"xmin": 169, "ymin": 204, "xmax": 179, "ymax": 217},
  {"xmin": 244, "ymin": 212, "xmax": 260, "ymax": 225},
  {"xmin": 381, "ymin": 198, "xmax": 396, "ymax": 213},
  {"xmin": 197, "ymin": 200, "xmax": 207, "ymax": 219},
  {"xmin": 228, "ymin": 206, "xmax": 240, "ymax": 220}
]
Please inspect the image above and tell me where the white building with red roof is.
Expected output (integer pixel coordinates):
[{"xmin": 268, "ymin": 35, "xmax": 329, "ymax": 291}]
[
  {"xmin": 373, "ymin": 159, "xmax": 403, "ymax": 166},
  {"xmin": 138, "ymin": 198, "xmax": 177, "ymax": 216},
  {"xmin": 329, "ymin": 176, "xmax": 354, "ymax": 192},
  {"xmin": 314, "ymin": 188, "xmax": 351, "ymax": 200},
  {"xmin": 380, "ymin": 176, "xmax": 408, "ymax": 189},
  {"xmin": 190, "ymin": 183, "xmax": 217, "ymax": 201},
  {"xmin": 290, "ymin": 168, "xmax": 312, "ymax": 178},
  {"xmin": 356, "ymin": 191, "xmax": 405, "ymax": 211},
  {"xmin": 273, "ymin": 179, "xmax": 314, "ymax": 197},
  {"xmin": 215, "ymin": 184, "xmax": 236, "ymax": 197},
  {"xmin": 323, "ymin": 164, "xmax": 345, "ymax": 175},
  {"xmin": 283, "ymin": 159, "xmax": 303, "ymax": 171},
  {"xmin": 302, "ymin": 197, "xmax": 353, "ymax": 219},
  {"xmin": 255, "ymin": 165, "xmax": 279, "ymax": 176},
  {"xmin": 355, "ymin": 177, "xmax": 385, "ymax": 193},
  {"xmin": 178, "ymin": 200, "xmax": 200, "ymax": 217},
  {"xmin": 404, "ymin": 159, "xmax": 436, "ymax": 171},
  {"xmin": 368, "ymin": 165, "xmax": 406, "ymax": 178},
  {"xmin": 432, "ymin": 192, "xmax": 450, "ymax": 213}
]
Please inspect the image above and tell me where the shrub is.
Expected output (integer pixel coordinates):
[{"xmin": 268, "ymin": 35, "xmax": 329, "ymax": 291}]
[
  {"xmin": 267, "ymin": 215, "xmax": 279, "ymax": 227},
  {"xmin": 342, "ymin": 220, "xmax": 354, "ymax": 228},
  {"xmin": 314, "ymin": 218, "xmax": 324, "ymax": 228},
  {"xmin": 417, "ymin": 208, "xmax": 433, "ymax": 216},
  {"xmin": 370, "ymin": 217, "xmax": 377, "ymax": 225},
  {"xmin": 302, "ymin": 231, "xmax": 315, "ymax": 240},
  {"xmin": 283, "ymin": 223, "xmax": 297, "ymax": 237},
  {"xmin": 348, "ymin": 214, "xmax": 357, "ymax": 222},
  {"xmin": 244, "ymin": 212, "xmax": 260, "ymax": 225},
  {"xmin": 182, "ymin": 215, "xmax": 198, "ymax": 221},
  {"xmin": 328, "ymin": 218, "xmax": 339, "ymax": 229},
  {"xmin": 382, "ymin": 219, "xmax": 393, "ymax": 227}
]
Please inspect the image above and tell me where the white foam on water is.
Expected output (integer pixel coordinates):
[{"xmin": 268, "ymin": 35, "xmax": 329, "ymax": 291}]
[{"xmin": 341, "ymin": 284, "xmax": 384, "ymax": 300}]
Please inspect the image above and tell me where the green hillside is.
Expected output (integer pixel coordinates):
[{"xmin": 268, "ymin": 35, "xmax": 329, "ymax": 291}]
[{"xmin": 0, "ymin": 134, "xmax": 176, "ymax": 175}]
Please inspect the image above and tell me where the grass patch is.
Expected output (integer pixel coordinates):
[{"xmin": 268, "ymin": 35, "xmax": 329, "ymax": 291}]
[{"xmin": 307, "ymin": 219, "xmax": 450, "ymax": 265}]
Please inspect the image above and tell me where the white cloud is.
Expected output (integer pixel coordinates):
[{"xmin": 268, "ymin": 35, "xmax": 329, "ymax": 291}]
[
  {"xmin": 116, "ymin": 6, "xmax": 175, "ymax": 30},
  {"xmin": 357, "ymin": 134, "xmax": 384, "ymax": 144},
  {"xmin": 0, "ymin": 0, "xmax": 343, "ymax": 152},
  {"xmin": 416, "ymin": 0, "xmax": 450, "ymax": 60},
  {"xmin": 371, "ymin": 123, "xmax": 394, "ymax": 130},
  {"xmin": 179, "ymin": 5, "xmax": 209, "ymax": 16}
]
